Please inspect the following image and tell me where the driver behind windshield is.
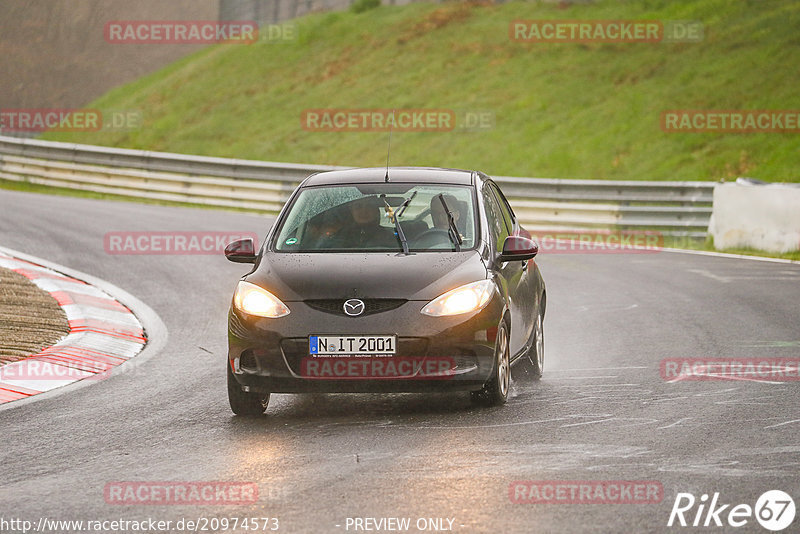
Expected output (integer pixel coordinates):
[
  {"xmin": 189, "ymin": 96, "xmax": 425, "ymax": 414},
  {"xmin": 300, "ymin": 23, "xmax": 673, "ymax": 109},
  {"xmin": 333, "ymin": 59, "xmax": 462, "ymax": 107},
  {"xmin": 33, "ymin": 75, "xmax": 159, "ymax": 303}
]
[
  {"xmin": 323, "ymin": 196, "xmax": 397, "ymax": 249},
  {"xmin": 430, "ymin": 194, "xmax": 467, "ymax": 239}
]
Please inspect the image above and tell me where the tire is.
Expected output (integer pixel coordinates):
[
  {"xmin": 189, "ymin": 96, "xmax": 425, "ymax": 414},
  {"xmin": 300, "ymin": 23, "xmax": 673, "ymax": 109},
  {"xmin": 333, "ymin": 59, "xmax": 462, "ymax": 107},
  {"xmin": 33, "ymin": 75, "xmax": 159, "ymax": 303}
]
[
  {"xmin": 529, "ymin": 310, "xmax": 544, "ymax": 379},
  {"xmin": 471, "ymin": 321, "xmax": 510, "ymax": 406},
  {"xmin": 516, "ymin": 309, "xmax": 544, "ymax": 380},
  {"xmin": 227, "ymin": 362, "xmax": 270, "ymax": 415}
]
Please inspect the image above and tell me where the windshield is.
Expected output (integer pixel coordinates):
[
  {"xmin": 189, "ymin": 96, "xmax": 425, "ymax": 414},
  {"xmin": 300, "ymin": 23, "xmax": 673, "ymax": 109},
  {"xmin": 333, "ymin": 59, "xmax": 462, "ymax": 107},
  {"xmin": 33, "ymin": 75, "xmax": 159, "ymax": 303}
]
[{"xmin": 273, "ymin": 184, "xmax": 477, "ymax": 252}]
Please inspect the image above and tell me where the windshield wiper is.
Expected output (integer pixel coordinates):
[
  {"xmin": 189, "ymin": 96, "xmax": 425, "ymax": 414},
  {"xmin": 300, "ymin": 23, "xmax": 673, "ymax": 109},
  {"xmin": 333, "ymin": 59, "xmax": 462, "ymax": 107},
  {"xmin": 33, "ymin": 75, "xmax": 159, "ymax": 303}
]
[
  {"xmin": 396, "ymin": 191, "xmax": 416, "ymax": 218},
  {"xmin": 437, "ymin": 194, "xmax": 462, "ymax": 252},
  {"xmin": 383, "ymin": 195, "xmax": 411, "ymax": 255}
]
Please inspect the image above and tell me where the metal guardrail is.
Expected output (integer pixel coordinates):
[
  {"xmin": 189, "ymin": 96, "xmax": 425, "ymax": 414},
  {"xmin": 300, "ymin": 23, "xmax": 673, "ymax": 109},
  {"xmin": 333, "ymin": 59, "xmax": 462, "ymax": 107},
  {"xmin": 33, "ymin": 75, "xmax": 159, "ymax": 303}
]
[{"xmin": 0, "ymin": 135, "xmax": 714, "ymax": 237}]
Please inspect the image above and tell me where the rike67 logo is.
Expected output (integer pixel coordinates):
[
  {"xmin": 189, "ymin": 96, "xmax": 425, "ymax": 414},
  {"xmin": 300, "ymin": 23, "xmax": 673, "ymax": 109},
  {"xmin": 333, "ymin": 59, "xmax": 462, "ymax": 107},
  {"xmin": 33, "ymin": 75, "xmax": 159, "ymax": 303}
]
[{"xmin": 668, "ymin": 490, "xmax": 796, "ymax": 531}]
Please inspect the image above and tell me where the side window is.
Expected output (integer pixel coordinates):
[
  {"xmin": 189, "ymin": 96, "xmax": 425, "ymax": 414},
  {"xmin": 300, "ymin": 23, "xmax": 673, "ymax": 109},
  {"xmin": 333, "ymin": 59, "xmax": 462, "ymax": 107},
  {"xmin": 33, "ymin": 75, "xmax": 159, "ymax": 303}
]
[
  {"xmin": 489, "ymin": 183, "xmax": 515, "ymax": 234},
  {"xmin": 482, "ymin": 184, "xmax": 509, "ymax": 251}
]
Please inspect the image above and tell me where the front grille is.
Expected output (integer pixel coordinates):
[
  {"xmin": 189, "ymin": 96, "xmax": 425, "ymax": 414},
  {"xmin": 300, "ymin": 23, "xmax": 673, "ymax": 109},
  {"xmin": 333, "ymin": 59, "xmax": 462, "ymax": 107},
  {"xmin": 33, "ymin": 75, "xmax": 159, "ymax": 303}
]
[{"xmin": 305, "ymin": 299, "xmax": 407, "ymax": 317}]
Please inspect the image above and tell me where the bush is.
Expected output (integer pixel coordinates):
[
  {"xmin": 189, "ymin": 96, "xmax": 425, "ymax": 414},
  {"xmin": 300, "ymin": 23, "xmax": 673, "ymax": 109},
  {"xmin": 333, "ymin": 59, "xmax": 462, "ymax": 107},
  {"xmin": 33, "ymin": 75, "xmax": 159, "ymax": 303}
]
[{"xmin": 350, "ymin": 0, "xmax": 380, "ymax": 14}]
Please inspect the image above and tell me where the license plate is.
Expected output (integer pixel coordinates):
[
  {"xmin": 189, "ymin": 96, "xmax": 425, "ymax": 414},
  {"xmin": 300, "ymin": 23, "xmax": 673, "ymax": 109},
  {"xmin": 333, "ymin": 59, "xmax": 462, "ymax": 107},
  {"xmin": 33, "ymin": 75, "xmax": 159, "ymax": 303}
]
[{"xmin": 309, "ymin": 335, "xmax": 396, "ymax": 356}]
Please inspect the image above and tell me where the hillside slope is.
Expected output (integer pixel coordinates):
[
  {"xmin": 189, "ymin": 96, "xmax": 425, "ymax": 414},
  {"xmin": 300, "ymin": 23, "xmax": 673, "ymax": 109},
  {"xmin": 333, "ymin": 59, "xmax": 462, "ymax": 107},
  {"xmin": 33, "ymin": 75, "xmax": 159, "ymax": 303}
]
[{"xmin": 43, "ymin": 0, "xmax": 800, "ymax": 181}]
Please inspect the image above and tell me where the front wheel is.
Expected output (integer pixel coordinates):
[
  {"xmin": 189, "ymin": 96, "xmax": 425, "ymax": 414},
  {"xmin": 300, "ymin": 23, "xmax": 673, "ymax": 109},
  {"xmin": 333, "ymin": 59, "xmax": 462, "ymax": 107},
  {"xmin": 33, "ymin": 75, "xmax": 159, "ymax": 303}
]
[
  {"xmin": 529, "ymin": 311, "xmax": 544, "ymax": 379},
  {"xmin": 471, "ymin": 321, "xmax": 510, "ymax": 406},
  {"xmin": 516, "ymin": 310, "xmax": 544, "ymax": 380},
  {"xmin": 227, "ymin": 362, "xmax": 270, "ymax": 415}
]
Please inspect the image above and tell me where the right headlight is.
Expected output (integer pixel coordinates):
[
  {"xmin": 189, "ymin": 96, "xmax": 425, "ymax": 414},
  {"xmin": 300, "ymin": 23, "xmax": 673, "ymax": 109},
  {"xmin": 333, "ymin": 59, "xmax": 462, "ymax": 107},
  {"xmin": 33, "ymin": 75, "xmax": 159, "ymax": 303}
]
[
  {"xmin": 233, "ymin": 281, "xmax": 290, "ymax": 318},
  {"xmin": 421, "ymin": 279, "xmax": 495, "ymax": 317}
]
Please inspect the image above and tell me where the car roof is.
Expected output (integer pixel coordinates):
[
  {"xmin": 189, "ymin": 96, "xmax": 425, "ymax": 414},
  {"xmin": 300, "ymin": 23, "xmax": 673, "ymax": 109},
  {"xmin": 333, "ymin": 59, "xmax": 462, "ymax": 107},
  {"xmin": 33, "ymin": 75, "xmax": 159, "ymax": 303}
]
[{"xmin": 302, "ymin": 167, "xmax": 478, "ymax": 187}]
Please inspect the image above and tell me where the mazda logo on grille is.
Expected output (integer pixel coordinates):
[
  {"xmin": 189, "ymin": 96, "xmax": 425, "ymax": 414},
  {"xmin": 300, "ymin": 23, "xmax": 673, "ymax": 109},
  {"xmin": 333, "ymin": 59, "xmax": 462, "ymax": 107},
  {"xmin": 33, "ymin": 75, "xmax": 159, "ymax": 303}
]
[{"xmin": 343, "ymin": 299, "xmax": 365, "ymax": 317}]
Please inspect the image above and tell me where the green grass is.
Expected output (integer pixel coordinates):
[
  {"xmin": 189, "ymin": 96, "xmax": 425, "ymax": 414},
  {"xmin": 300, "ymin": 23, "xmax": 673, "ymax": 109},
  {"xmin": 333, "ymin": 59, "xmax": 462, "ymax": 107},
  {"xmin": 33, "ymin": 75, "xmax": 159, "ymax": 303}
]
[
  {"xmin": 705, "ymin": 246, "xmax": 800, "ymax": 262},
  {"xmin": 663, "ymin": 236, "xmax": 800, "ymax": 261},
  {"xmin": 41, "ymin": 0, "xmax": 800, "ymax": 182}
]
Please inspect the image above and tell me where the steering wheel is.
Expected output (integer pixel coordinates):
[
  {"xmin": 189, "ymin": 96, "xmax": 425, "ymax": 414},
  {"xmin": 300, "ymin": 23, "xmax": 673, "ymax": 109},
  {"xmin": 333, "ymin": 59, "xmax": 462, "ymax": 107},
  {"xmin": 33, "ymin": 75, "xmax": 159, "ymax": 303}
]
[{"xmin": 412, "ymin": 228, "xmax": 454, "ymax": 249}]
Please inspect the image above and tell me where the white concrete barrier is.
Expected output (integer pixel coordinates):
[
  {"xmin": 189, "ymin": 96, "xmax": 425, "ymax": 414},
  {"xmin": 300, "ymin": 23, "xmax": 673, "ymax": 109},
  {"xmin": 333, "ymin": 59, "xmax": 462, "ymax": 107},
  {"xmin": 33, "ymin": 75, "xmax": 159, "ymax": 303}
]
[{"xmin": 709, "ymin": 182, "xmax": 800, "ymax": 253}]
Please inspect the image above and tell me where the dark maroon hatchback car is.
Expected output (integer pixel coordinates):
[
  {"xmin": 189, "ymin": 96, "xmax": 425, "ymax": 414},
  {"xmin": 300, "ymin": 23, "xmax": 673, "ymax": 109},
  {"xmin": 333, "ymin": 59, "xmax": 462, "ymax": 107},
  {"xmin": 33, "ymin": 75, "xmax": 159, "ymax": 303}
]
[{"xmin": 224, "ymin": 167, "xmax": 546, "ymax": 415}]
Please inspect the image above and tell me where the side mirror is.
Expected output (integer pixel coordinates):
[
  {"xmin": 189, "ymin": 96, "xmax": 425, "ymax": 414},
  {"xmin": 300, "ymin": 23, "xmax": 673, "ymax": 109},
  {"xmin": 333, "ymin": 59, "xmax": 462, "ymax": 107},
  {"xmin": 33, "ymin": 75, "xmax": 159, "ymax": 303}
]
[
  {"xmin": 225, "ymin": 238, "xmax": 257, "ymax": 263},
  {"xmin": 499, "ymin": 235, "xmax": 538, "ymax": 262}
]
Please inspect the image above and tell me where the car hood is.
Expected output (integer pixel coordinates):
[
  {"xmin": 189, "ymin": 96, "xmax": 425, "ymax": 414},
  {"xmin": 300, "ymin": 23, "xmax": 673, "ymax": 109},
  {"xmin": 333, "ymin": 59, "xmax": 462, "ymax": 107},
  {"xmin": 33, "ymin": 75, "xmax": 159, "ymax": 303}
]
[{"xmin": 247, "ymin": 251, "xmax": 488, "ymax": 301}]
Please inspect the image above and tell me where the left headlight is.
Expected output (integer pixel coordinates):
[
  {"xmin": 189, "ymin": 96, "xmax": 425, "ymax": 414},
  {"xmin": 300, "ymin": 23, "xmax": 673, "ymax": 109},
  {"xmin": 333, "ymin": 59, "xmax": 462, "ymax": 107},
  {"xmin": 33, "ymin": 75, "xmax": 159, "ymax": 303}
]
[
  {"xmin": 233, "ymin": 281, "xmax": 290, "ymax": 318},
  {"xmin": 421, "ymin": 279, "xmax": 495, "ymax": 317}
]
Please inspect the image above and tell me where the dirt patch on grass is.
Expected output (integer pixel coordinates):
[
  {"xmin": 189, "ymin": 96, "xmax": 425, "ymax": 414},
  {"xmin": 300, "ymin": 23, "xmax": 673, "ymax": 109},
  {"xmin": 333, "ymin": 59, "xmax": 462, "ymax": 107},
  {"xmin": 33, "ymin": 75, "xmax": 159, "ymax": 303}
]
[
  {"xmin": 319, "ymin": 47, "xmax": 356, "ymax": 82},
  {"xmin": 0, "ymin": 267, "xmax": 70, "ymax": 365},
  {"xmin": 397, "ymin": 2, "xmax": 485, "ymax": 44}
]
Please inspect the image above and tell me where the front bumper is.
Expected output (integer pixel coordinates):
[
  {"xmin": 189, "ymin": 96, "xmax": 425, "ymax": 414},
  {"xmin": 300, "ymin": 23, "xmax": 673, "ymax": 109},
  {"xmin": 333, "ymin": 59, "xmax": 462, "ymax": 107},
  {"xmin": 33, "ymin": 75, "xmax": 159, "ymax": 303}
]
[{"xmin": 227, "ymin": 298, "xmax": 503, "ymax": 394}]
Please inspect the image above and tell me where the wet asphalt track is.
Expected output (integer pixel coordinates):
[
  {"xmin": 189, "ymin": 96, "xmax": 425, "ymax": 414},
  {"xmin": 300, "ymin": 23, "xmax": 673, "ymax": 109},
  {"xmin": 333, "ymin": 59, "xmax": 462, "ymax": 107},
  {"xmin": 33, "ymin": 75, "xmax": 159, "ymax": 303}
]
[{"xmin": 1, "ymin": 189, "xmax": 799, "ymax": 534}]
